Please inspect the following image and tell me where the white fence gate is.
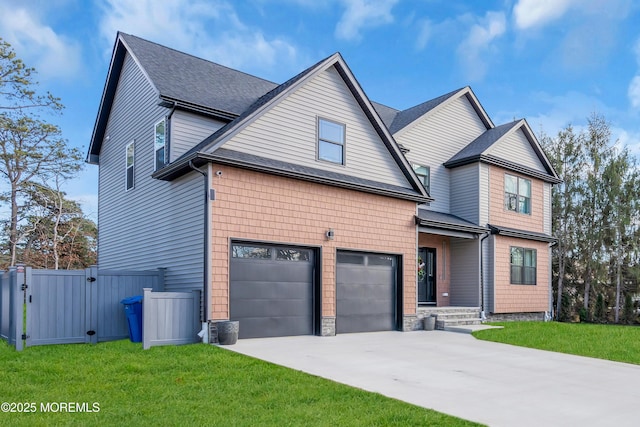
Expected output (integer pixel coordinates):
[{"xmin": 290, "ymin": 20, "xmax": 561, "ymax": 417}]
[{"xmin": 142, "ymin": 288, "xmax": 201, "ymax": 350}]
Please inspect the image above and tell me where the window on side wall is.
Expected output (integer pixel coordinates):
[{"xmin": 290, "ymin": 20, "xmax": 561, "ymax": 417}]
[
  {"xmin": 510, "ymin": 247, "xmax": 536, "ymax": 285},
  {"xmin": 412, "ymin": 164, "xmax": 430, "ymax": 193},
  {"xmin": 318, "ymin": 118, "xmax": 345, "ymax": 165},
  {"xmin": 154, "ymin": 118, "xmax": 167, "ymax": 171},
  {"xmin": 505, "ymin": 174, "xmax": 531, "ymax": 214},
  {"xmin": 125, "ymin": 141, "xmax": 134, "ymax": 191}
]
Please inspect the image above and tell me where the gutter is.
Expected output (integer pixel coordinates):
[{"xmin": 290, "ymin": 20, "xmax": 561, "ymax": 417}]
[{"xmin": 155, "ymin": 152, "xmax": 431, "ymax": 204}]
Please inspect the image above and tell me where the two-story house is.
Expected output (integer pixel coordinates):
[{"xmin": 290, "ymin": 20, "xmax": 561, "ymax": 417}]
[
  {"xmin": 88, "ymin": 33, "xmax": 558, "ymax": 341},
  {"xmin": 374, "ymin": 89, "xmax": 560, "ymax": 322}
]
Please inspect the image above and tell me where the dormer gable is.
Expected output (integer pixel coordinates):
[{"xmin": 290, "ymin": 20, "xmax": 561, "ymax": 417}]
[
  {"xmin": 445, "ymin": 119, "xmax": 561, "ymax": 183},
  {"xmin": 389, "ymin": 86, "xmax": 493, "ymax": 138},
  {"xmin": 154, "ymin": 52, "xmax": 430, "ymax": 203}
]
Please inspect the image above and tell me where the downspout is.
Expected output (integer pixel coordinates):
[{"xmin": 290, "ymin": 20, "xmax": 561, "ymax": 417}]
[
  {"xmin": 479, "ymin": 232, "xmax": 490, "ymax": 321},
  {"xmin": 166, "ymin": 101, "xmax": 177, "ymax": 161},
  {"xmin": 189, "ymin": 160, "xmax": 209, "ymax": 343},
  {"xmin": 546, "ymin": 240, "xmax": 557, "ymax": 322}
]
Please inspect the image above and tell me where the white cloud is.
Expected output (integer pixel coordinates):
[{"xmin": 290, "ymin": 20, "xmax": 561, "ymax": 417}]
[
  {"xmin": 415, "ymin": 19, "xmax": 432, "ymax": 51},
  {"xmin": 456, "ymin": 11, "xmax": 506, "ymax": 82},
  {"xmin": 98, "ymin": 0, "xmax": 302, "ymax": 78},
  {"xmin": 334, "ymin": 0, "xmax": 398, "ymax": 41},
  {"xmin": 0, "ymin": 4, "xmax": 82, "ymax": 81},
  {"xmin": 513, "ymin": 0, "xmax": 574, "ymax": 30}
]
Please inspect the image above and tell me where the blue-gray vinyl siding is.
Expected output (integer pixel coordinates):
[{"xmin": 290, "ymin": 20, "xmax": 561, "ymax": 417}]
[
  {"xmin": 486, "ymin": 127, "xmax": 547, "ymax": 173},
  {"xmin": 479, "ymin": 164, "xmax": 490, "ymax": 226},
  {"xmin": 483, "ymin": 236, "xmax": 494, "ymax": 313},
  {"xmin": 450, "ymin": 163, "xmax": 480, "ymax": 224},
  {"xmin": 97, "ymin": 52, "xmax": 204, "ymax": 292},
  {"xmin": 220, "ymin": 66, "xmax": 411, "ymax": 189},
  {"xmin": 170, "ymin": 111, "xmax": 225, "ymax": 162},
  {"xmin": 397, "ymin": 95, "xmax": 488, "ymax": 213},
  {"xmin": 450, "ymin": 238, "xmax": 480, "ymax": 307}
]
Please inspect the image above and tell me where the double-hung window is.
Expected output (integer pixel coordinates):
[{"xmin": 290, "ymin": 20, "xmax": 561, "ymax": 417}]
[
  {"xmin": 125, "ymin": 141, "xmax": 135, "ymax": 191},
  {"xmin": 510, "ymin": 247, "xmax": 536, "ymax": 285},
  {"xmin": 318, "ymin": 118, "xmax": 345, "ymax": 165},
  {"xmin": 413, "ymin": 164, "xmax": 430, "ymax": 193},
  {"xmin": 505, "ymin": 174, "xmax": 531, "ymax": 214},
  {"xmin": 154, "ymin": 119, "xmax": 167, "ymax": 171}
]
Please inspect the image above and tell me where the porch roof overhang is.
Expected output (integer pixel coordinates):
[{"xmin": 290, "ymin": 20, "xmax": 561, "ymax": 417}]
[
  {"xmin": 416, "ymin": 210, "xmax": 488, "ymax": 239},
  {"xmin": 488, "ymin": 224, "xmax": 557, "ymax": 243}
]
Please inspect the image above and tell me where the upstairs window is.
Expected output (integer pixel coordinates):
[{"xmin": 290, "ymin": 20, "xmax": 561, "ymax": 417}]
[
  {"xmin": 510, "ymin": 247, "xmax": 536, "ymax": 285},
  {"xmin": 505, "ymin": 174, "xmax": 531, "ymax": 214},
  {"xmin": 154, "ymin": 118, "xmax": 167, "ymax": 171},
  {"xmin": 413, "ymin": 164, "xmax": 430, "ymax": 193},
  {"xmin": 125, "ymin": 141, "xmax": 135, "ymax": 191},
  {"xmin": 318, "ymin": 118, "xmax": 345, "ymax": 165}
]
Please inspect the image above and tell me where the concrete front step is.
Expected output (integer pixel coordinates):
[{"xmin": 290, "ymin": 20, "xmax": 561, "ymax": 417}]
[
  {"xmin": 418, "ymin": 307, "xmax": 483, "ymax": 331},
  {"xmin": 435, "ymin": 319, "xmax": 482, "ymax": 330},
  {"xmin": 433, "ymin": 313, "xmax": 481, "ymax": 320},
  {"xmin": 443, "ymin": 324, "xmax": 504, "ymax": 334}
]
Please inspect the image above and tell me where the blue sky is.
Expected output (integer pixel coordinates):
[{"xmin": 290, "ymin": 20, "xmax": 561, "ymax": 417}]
[{"xmin": 1, "ymin": 0, "xmax": 640, "ymax": 221}]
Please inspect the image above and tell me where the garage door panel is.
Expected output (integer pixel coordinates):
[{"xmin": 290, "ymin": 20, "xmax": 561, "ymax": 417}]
[
  {"xmin": 337, "ymin": 314, "xmax": 395, "ymax": 333},
  {"xmin": 231, "ymin": 297, "xmax": 313, "ymax": 319},
  {"xmin": 336, "ymin": 251, "xmax": 397, "ymax": 334},
  {"xmin": 337, "ymin": 281, "xmax": 393, "ymax": 299},
  {"xmin": 230, "ymin": 243, "xmax": 315, "ymax": 339},
  {"xmin": 230, "ymin": 264, "xmax": 311, "ymax": 283},
  {"xmin": 237, "ymin": 316, "xmax": 313, "ymax": 339},
  {"xmin": 230, "ymin": 281, "xmax": 312, "ymax": 301}
]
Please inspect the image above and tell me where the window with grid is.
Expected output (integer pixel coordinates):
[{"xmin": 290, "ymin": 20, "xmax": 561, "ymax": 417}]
[
  {"xmin": 510, "ymin": 247, "xmax": 536, "ymax": 285},
  {"xmin": 317, "ymin": 118, "xmax": 345, "ymax": 165},
  {"xmin": 505, "ymin": 174, "xmax": 531, "ymax": 214}
]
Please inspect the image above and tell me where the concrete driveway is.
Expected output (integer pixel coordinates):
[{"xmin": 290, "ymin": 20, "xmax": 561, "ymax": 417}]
[{"xmin": 226, "ymin": 330, "xmax": 640, "ymax": 427}]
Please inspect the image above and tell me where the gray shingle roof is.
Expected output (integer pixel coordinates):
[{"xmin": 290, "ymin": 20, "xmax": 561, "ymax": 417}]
[
  {"xmin": 214, "ymin": 148, "xmax": 427, "ymax": 199},
  {"xmin": 489, "ymin": 224, "xmax": 556, "ymax": 243},
  {"xmin": 371, "ymin": 101, "xmax": 399, "ymax": 128},
  {"xmin": 445, "ymin": 120, "xmax": 519, "ymax": 165},
  {"xmin": 416, "ymin": 209, "xmax": 487, "ymax": 234},
  {"xmin": 120, "ymin": 33, "xmax": 277, "ymax": 116},
  {"xmin": 176, "ymin": 53, "xmax": 338, "ymax": 160}
]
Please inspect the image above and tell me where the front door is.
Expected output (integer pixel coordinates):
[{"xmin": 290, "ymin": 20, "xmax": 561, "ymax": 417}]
[{"xmin": 418, "ymin": 248, "xmax": 436, "ymax": 305}]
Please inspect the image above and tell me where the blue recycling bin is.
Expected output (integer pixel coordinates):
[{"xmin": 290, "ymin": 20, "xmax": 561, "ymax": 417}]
[{"xmin": 121, "ymin": 295, "xmax": 143, "ymax": 342}]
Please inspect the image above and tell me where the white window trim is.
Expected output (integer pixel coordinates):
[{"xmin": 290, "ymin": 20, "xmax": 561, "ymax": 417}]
[
  {"xmin": 510, "ymin": 246, "xmax": 537, "ymax": 285},
  {"xmin": 412, "ymin": 164, "xmax": 430, "ymax": 193},
  {"xmin": 317, "ymin": 117, "xmax": 346, "ymax": 165},
  {"xmin": 125, "ymin": 140, "xmax": 135, "ymax": 191},
  {"xmin": 154, "ymin": 118, "xmax": 167, "ymax": 172},
  {"xmin": 505, "ymin": 173, "xmax": 532, "ymax": 215}
]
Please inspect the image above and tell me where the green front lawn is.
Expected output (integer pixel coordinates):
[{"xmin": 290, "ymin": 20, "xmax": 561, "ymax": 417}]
[
  {"xmin": 0, "ymin": 340, "xmax": 479, "ymax": 426},
  {"xmin": 473, "ymin": 321, "xmax": 640, "ymax": 365}
]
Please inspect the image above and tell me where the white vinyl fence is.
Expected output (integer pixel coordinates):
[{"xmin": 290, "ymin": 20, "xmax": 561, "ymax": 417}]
[
  {"xmin": 0, "ymin": 266, "xmax": 203, "ymax": 351},
  {"xmin": 142, "ymin": 288, "xmax": 201, "ymax": 350}
]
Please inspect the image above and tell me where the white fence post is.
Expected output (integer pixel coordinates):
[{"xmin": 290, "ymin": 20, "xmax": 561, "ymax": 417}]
[{"xmin": 142, "ymin": 288, "xmax": 152, "ymax": 350}]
